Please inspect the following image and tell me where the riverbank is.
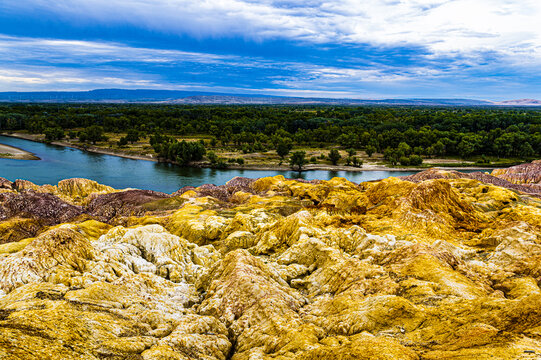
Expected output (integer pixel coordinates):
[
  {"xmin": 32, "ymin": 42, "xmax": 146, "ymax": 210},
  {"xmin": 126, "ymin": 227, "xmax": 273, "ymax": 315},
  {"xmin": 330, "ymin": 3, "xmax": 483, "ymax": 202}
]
[
  {"xmin": 1, "ymin": 132, "xmax": 156, "ymax": 162},
  {"xmin": 0, "ymin": 132, "xmax": 502, "ymax": 172},
  {"xmin": 0, "ymin": 142, "xmax": 39, "ymax": 160},
  {"xmin": 223, "ymin": 163, "xmax": 497, "ymax": 172}
]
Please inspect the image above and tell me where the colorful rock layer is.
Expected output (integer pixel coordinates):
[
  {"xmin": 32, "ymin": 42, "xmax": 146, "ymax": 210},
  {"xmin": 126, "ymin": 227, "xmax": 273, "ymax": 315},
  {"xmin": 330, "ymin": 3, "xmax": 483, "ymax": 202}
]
[{"xmin": 1, "ymin": 162, "xmax": 541, "ymax": 359}]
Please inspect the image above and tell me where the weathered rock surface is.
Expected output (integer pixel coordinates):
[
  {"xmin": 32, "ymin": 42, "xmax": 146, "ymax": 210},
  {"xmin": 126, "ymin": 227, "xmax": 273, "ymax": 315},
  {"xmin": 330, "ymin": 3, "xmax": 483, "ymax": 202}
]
[
  {"xmin": 491, "ymin": 160, "xmax": 541, "ymax": 184},
  {"xmin": 1, "ymin": 168, "xmax": 541, "ymax": 359},
  {"xmin": 86, "ymin": 189, "xmax": 171, "ymax": 221},
  {"xmin": 0, "ymin": 191, "xmax": 83, "ymax": 223},
  {"xmin": 403, "ymin": 166, "xmax": 541, "ymax": 197}
]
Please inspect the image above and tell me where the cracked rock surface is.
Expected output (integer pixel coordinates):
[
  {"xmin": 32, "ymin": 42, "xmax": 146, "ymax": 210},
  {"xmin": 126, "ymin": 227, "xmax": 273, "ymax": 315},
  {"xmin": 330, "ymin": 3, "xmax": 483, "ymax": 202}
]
[{"xmin": 1, "ymin": 166, "xmax": 541, "ymax": 359}]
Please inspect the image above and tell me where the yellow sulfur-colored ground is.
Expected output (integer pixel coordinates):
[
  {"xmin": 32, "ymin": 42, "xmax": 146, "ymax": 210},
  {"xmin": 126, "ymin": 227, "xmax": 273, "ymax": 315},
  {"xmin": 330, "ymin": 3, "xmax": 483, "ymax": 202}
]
[{"xmin": 1, "ymin": 172, "xmax": 541, "ymax": 359}]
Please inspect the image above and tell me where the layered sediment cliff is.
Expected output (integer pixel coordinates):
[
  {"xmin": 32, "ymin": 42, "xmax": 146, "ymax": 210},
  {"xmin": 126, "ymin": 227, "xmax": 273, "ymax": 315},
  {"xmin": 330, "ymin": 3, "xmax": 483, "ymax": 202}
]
[
  {"xmin": 491, "ymin": 160, "xmax": 541, "ymax": 185},
  {"xmin": 1, "ymin": 162, "xmax": 541, "ymax": 359}
]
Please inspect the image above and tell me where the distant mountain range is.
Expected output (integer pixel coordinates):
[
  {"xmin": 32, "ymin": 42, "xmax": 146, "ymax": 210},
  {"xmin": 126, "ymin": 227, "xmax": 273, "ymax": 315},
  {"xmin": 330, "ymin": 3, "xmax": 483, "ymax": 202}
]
[
  {"xmin": 0, "ymin": 89, "xmax": 540, "ymax": 106},
  {"xmin": 491, "ymin": 99, "xmax": 541, "ymax": 106}
]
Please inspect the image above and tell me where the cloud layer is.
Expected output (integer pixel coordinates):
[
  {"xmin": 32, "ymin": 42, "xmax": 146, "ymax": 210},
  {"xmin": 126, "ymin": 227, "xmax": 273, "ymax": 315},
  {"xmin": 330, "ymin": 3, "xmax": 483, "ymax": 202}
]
[
  {"xmin": 4, "ymin": 0, "xmax": 540, "ymax": 54},
  {"xmin": 0, "ymin": 0, "xmax": 540, "ymax": 98}
]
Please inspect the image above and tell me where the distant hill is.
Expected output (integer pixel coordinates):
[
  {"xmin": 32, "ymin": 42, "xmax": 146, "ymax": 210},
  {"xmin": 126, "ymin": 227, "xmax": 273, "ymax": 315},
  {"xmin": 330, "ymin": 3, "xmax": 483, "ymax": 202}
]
[
  {"xmin": 0, "ymin": 89, "xmax": 223, "ymax": 103},
  {"xmin": 170, "ymin": 95, "xmax": 493, "ymax": 106},
  {"xmin": 0, "ymin": 89, "xmax": 539, "ymax": 106},
  {"xmin": 492, "ymin": 99, "xmax": 541, "ymax": 106}
]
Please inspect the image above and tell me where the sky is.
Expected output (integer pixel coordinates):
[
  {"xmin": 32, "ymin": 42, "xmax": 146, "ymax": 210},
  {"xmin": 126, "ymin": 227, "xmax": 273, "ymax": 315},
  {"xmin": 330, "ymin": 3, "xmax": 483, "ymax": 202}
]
[{"xmin": 0, "ymin": 0, "xmax": 540, "ymax": 100}]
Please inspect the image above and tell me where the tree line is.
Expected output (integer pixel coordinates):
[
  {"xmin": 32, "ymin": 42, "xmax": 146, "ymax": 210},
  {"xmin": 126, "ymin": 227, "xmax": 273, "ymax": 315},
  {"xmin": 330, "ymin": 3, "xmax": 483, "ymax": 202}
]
[{"xmin": 0, "ymin": 104, "xmax": 539, "ymax": 164}]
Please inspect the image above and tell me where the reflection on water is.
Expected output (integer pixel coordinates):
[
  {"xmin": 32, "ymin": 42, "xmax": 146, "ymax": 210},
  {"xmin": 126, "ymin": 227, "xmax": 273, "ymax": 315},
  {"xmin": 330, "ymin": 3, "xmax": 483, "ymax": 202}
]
[
  {"xmin": 328, "ymin": 170, "xmax": 340, "ymax": 179},
  {"xmin": 1, "ymin": 135, "xmax": 427, "ymax": 193}
]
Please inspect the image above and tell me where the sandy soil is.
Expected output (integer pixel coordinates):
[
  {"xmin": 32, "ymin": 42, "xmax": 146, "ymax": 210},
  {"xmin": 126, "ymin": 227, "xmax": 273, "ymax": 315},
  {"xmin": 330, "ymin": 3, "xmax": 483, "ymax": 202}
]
[
  {"xmin": 2, "ymin": 133, "xmax": 155, "ymax": 162},
  {"xmin": 0, "ymin": 143, "xmax": 40, "ymax": 160}
]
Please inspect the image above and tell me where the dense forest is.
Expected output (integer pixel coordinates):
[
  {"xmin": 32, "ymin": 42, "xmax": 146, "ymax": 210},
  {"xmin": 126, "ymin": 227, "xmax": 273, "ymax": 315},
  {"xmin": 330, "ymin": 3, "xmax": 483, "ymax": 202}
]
[{"xmin": 0, "ymin": 104, "xmax": 540, "ymax": 166}]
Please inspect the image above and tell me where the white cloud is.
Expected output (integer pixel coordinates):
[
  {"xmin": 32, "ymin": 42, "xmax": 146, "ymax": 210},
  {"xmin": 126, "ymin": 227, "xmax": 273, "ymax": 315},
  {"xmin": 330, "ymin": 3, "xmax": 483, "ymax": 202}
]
[
  {"xmin": 0, "ymin": 60, "xmax": 535, "ymax": 99},
  {"xmin": 2, "ymin": 0, "xmax": 541, "ymax": 59},
  {"xmin": 0, "ymin": 35, "xmax": 434, "ymax": 89},
  {"xmin": 0, "ymin": 66, "xmax": 164, "ymax": 91},
  {"xmin": 0, "ymin": 65, "xmax": 368, "ymax": 97},
  {"xmin": 2, "ymin": 0, "xmax": 540, "ymax": 98},
  {"xmin": 0, "ymin": 35, "xmax": 242, "ymax": 65}
]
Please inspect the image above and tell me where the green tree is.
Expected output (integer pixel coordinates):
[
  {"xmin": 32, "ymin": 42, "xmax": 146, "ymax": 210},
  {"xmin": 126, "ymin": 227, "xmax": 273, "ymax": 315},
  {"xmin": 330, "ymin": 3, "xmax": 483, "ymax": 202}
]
[
  {"xmin": 353, "ymin": 157, "xmax": 363, "ymax": 168},
  {"xmin": 78, "ymin": 131, "xmax": 88, "ymax": 143},
  {"xmin": 409, "ymin": 154, "xmax": 423, "ymax": 166},
  {"xmin": 85, "ymin": 125, "xmax": 105, "ymax": 144},
  {"xmin": 432, "ymin": 141, "xmax": 445, "ymax": 156},
  {"xmin": 519, "ymin": 142, "xmax": 535, "ymax": 157},
  {"xmin": 207, "ymin": 152, "xmax": 228, "ymax": 168},
  {"xmin": 44, "ymin": 127, "xmax": 64, "ymax": 141},
  {"xmin": 457, "ymin": 138, "xmax": 475, "ymax": 159},
  {"xmin": 493, "ymin": 134, "xmax": 514, "ymax": 158},
  {"xmin": 365, "ymin": 145, "xmax": 376, "ymax": 158},
  {"xmin": 207, "ymin": 151, "xmax": 218, "ymax": 164},
  {"xmin": 125, "ymin": 129, "xmax": 140, "ymax": 144},
  {"xmin": 275, "ymin": 138, "xmax": 292, "ymax": 159},
  {"xmin": 458, "ymin": 134, "xmax": 483, "ymax": 159},
  {"xmin": 118, "ymin": 136, "xmax": 128, "ymax": 147},
  {"xmin": 154, "ymin": 140, "xmax": 206, "ymax": 165},
  {"xmin": 397, "ymin": 142, "xmax": 411, "ymax": 156},
  {"xmin": 337, "ymin": 133, "xmax": 358, "ymax": 148},
  {"xmin": 176, "ymin": 141, "xmax": 206, "ymax": 165},
  {"xmin": 383, "ymin": 147, "xmax": 400, "ymax": 165},
  {"xmin": 328, "ymin": 149, "xmax": 341, "ymax": 165},
  {"xmin": 399, "ymin": 156, "xmax": 410, "ymax": 166},
  {"xmin": 289, "ymin": 151, "xmax": 307, "ymax": 172}
]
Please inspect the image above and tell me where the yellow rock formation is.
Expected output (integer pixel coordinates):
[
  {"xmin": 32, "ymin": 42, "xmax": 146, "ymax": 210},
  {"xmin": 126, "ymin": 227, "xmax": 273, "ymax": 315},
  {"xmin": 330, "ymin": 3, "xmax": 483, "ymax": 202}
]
[{"xmin": 1, "ymin": 172, "xmax": 541, "ymax": 359}]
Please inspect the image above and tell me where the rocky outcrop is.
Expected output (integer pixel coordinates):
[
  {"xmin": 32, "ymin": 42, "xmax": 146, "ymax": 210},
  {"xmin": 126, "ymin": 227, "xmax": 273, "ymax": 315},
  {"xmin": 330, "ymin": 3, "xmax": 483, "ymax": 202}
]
[
  {"xmin": 0, "ymin": 179, "xmax": 171, "ymax": 242},
  {"xmin": 0, "ymin": 177, "xmax": 13, "ymax": 190},
  {"xmin": 1, "ymin": 167, "xmax": 541, "ymax": 359},
  {"xmin": 0, "ymin": 191, "xmax": 83, "ymax": 227},
  {"xmin": 86, "ymin": 189, "xmax": 171, "ymax": 221},
  {"xmin": 491, "ymin": 160, "xmax": 541, "ymax": 184},
  {"xmin": 402, "ymin": 167, "xmax": 541, "ymax": 197},
  {"xmin": 173, "ymin": 176, "xmax": 257, "ymax": 202},
  {"xmin": 56, "ymin": 178, "xmax": 116, "ymax": 205}
]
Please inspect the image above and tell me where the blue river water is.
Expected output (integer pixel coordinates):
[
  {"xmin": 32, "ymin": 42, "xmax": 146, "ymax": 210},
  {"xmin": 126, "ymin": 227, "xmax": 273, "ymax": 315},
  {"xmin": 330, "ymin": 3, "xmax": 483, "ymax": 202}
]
[{"xmin": 0, "ymin": 135, "xmax": 477, "ymax": 194}]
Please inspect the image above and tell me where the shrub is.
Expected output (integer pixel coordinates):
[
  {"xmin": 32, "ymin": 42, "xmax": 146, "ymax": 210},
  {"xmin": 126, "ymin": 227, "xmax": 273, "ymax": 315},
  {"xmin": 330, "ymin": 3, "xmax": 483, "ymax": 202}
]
[
  {"xmin": 207, "ymin": 151, "xmax": 218, "ymax": 164},
  {"xmin": 408, "ymin": 155, "xmax": 423, "ymax": 166},
  {"xmin": 118, "ymin": 136, "xmax": 128, "ymax": 147},
  {"xmin": 399, "ymin": 156, "xmax": 410, "ymax": 166},
  {"xmin": 353, "ymin": 157, "xmax": 363, "ymax": 167}
]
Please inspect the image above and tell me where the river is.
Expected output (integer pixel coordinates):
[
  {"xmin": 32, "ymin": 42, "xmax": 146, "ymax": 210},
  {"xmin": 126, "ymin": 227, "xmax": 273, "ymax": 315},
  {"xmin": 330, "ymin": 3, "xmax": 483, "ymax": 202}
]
[{"xmin": 0, "ymin": 135, "xmax": 449, "ymax": 193}]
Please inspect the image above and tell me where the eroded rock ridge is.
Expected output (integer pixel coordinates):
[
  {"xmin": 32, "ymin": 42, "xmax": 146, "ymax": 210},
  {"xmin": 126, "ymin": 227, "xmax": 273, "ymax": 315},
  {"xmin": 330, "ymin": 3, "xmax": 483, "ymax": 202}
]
[{"xmin": 1, "ymin": 163, "xmax": 541, "ymax": 359}]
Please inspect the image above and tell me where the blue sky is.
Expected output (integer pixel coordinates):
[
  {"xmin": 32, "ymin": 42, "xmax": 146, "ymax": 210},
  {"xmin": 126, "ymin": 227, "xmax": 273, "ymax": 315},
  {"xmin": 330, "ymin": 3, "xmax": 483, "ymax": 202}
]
[{"xmin": 0, "ymin": 0, "xmax": 540, "ymax": 100}]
